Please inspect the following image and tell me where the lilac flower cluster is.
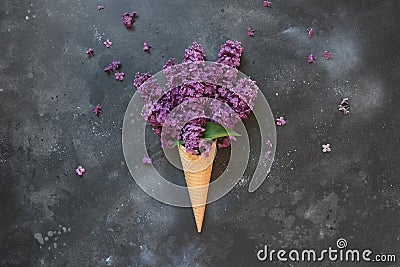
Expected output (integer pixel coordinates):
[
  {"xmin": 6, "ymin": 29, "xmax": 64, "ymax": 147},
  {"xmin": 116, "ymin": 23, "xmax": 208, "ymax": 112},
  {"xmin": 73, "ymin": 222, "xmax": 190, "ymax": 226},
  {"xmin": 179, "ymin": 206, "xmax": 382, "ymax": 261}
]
[
  {"xmin": 216, "ymin": 40, "xmax": 244, "ymax": 68},
  {"xmin": 134, "ymin": 41, "xmax": 259, "ymax": 155}
]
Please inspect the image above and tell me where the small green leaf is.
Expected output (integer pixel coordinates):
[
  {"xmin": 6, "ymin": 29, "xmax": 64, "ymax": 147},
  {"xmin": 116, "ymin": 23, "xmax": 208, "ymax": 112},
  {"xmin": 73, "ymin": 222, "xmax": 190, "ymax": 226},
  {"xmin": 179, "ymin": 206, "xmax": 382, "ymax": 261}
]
[
  {"xmin": 202, "ymin": 121, "xmax": 241, "ymax": 140},
  {"xmin": 172, "ymin": 139, "xmax": 184, "ymax": 147}
]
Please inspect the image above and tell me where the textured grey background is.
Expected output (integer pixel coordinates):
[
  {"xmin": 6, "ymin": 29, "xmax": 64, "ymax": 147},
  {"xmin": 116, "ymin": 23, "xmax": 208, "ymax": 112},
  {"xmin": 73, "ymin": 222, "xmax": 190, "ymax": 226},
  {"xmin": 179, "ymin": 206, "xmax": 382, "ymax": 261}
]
[{"xmin": 1, "ymin": 0, "xmax": 399, "ymax": 266}]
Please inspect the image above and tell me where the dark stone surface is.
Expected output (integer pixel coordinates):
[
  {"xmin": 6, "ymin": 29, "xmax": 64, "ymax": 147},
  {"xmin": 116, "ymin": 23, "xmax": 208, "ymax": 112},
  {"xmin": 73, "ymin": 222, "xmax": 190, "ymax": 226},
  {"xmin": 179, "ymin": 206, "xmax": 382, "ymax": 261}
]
[{"xmin": 1, "ymin": 0, "xmax": 399, "ymax": 266}]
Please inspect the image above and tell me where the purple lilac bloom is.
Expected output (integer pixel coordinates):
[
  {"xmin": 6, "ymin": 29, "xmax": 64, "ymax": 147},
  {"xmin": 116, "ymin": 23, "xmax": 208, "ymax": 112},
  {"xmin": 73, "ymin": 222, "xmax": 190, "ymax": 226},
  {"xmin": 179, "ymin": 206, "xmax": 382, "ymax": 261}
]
[
  {"xmin": 216, "ymin": 40, "xmax": 243, "ymax": 67},
  {"xmin": 104, "ymin": 64, "xmax": 113, "ymax": 73},
  {"xmin": 307, "ymin": 53, "xmax": 315, "ymax": 63},
  {"xmin": 103, "ymin": 39, "xmax": 112, "ymax": 48},
  {"xmin": 92, "ymin": 105, "xmax": 102, "ymax": 116},
  {"xmin": 247, "ymin": 27, "xmax": 255, "ymax": 36},
  {"xmin": 115, "ymin": 72, "xmax": 125, "ymax": 81},
  {"xmin": 112, "ymin": 61, "xmax": 121, "ymax": 70},
  {"xmin": 264, "ymin": 1, "xmax": 271, "ymax": 7},
  {"xmin": 322, "ymin": 50, "xmax": 332, "ymax": 60},
  {"xmin": 86, "ymin": 48, "xmax": 94, "ymax": 56},
  {"xmin": 135, "ymin": 41, "xmax": 258, "ymax": 155},
  {"xmin": 123, "ymin": 11, "xmax": 136, "ymax": 28},
  {"xmin": 307, "ymin": 28, "xmax": 315, "ymax": 38},
  {"xmin": 142, "ymin": 156, "xmax": 152, "ymax": 164},
  {"xmin": 143, "ymin": 41, "xmax": 151, "ymax": 51}
]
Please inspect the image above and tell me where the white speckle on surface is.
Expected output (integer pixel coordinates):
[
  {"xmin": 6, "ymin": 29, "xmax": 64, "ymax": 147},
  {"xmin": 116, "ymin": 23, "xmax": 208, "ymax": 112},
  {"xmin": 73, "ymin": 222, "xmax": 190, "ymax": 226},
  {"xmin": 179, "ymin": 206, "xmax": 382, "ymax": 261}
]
[{"xmin": 25, "ymin": 16, "xmax": 29, "ymax": 20}]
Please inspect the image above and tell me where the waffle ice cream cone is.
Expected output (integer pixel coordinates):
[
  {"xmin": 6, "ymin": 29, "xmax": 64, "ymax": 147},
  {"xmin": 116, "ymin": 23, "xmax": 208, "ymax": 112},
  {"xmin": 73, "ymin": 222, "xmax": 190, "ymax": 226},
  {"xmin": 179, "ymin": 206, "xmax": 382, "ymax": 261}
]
[{"xmin": 178, "ymin": 141, "xmax": 217, "ymax": 233}]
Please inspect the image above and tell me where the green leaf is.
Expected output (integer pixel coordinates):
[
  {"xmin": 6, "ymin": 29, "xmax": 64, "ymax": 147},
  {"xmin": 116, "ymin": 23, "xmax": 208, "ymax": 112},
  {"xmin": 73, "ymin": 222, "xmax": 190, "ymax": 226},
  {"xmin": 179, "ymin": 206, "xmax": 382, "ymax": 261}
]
[
  {"xmin": 202, "ymin": 121, "xmax": 241, "ymax": 140},
  {"xmin": 172, "ymin": 139, "xmax": 184, "ymax": 147}
]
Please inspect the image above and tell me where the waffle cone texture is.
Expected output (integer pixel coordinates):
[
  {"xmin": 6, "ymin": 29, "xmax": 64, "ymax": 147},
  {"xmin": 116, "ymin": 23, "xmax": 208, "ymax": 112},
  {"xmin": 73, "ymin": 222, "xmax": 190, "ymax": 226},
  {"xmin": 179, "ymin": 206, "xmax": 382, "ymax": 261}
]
[{"xmin": 178, "ymin": 141, "xmax": 217, "ymax": 233}]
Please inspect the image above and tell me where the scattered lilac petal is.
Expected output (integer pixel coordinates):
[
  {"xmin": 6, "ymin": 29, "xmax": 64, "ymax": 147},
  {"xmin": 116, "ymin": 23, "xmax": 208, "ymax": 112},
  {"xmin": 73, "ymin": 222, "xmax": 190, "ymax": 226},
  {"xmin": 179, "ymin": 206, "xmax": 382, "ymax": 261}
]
[
  {"xmin": 75, "ymin": 165, "xmax": 86, "ymax": 176},
  {"xmin": 86, "ymin": 48, "xmax": 94, "ymax": 56},
  {"xmin": 97, "ymin": 5, "xmax": 105, "ymax": 10},
  {"xmin": 92, "ymin": 105, "xmax": 102, "ymax": 116},
  {"xmin": 103, "ymin": 39, "xmax": 112, "ymax": 48},
  {"xmin": 276, "ymin": 116, "xmax": 287, "ymax": 126},
  {"xmin": 143, "ymin": 41, "xmax": 151, "ymax": 51},
  {"xmin": 266, "ymin": 139, "xmax": 273, "ymax": 148},
  {"xmin": 307, "ymin": 53, "xmax": 315, "ymax": 63},
  {"xmin": 247, "ymin": 27, "xmax": 255, "ymax": 36},
  {"xmin": 338, "ymin": 98, "xmax": 350, "ymax": 115},
  {"xmin": 142, "ymin": 156, "xmax": 152, "ymax": 164},
  {"xmin": 104, "ymin": 64, "xmax": 113, "ymax": 73},
  {"xmin": 322, "ymin": 144, "xmax": 331, "ymax": 153},
  {"xmin": 264, "ymin": 1, "xmax": 271, "ymax": 7},
  {"xmin": 307, "ymin": 28, "xmax": 315, "ymax": 38},
  {"xmin": 123, "ymin": 11, "xmax": 136, "ymax": 28},
  {"xmin": 112, "ymin": 61, "xmax": 121, "ymax": 70},
  {"xmin": 322, "ymin": 50, "xmax": 332, "ymax": 60},
  {"xmin": 115, "ymin": 72, "xmax": 125, "ymax": 81},
  {"xmin": 264, "ymin": 150, "xmax": 272, "ymax": 159}
]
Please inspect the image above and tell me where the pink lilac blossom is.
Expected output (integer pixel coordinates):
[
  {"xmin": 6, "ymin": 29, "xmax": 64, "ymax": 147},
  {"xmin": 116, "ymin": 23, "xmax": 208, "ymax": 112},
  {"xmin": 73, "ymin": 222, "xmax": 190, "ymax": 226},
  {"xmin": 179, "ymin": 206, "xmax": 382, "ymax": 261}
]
[
  {"xmin": 75, "ymin": 165, "xmax": 85, "ymax": 176},
  {"xmin": 322, "ymin": 50, "xmax": 332, "ymax": 60},
  {"xmin": 247, "ymin": 27, "xmax": 255, "ymax": 36},
  {"xmin": 97, "ymin": 5, "xmax": 105, "ymax": 10},
  {"xmin": 143, "ymin": 41, "xmax": 151, "ymax": 51},
  {"xmin": 92, "ymin": 105, "xmax": 102, "ymax": 116},
  {"xmin": 86, "ymin": 48, "xmax": 94, "ymax": 56},
  {"xmin": 115, "ymin": 72, "xmax": 125, "ymax": 81},
  {"xmin": 322, "ymin": 144, "xmax": 331, "ymax": 153},
  {"xmin": 276, "ymin": 116, "xmax": 286, "ymax": 126},
  {"xmin": 307, "ymin": 28, "xmax": 315, "ymax": 38},
  {"xmin": 307, "ymin": 53, "xmax": 315, "ymax": 63},
  {"xmin": 264, "ymin": 1, "xmax": 271, "ymax": 7},
  {"xmin": 135, "ymin": 41, "xmax": 257, "ymax": 155},
  {"xmin": 338, "ymin": 98, "xmax": 350, "ymax": 114},
  {"xmin": 142, "ymin": 156, "xmax": 152, "ymax": 164},
  {"xmin": 123, "ymin": 11, "xmax": 136, "ymax": 28},
  {"xmin": 103, "ymin": 39, "xmax": 112, "ymax": 48},
  {"xmin": 264, "ymin": 150, "xmax": 272, "ymax": 159}
]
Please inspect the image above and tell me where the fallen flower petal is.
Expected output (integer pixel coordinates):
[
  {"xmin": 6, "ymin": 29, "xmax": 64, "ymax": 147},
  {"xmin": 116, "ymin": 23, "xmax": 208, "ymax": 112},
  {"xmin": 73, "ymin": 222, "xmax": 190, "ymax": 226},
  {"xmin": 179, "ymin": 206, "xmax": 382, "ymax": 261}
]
[
  {"xmin": 75, "ymin": 165, "xmax": 86, "ymax": 176},
  {"xmin": 264, "ymin": 150, "xmax": 272, "ymax": 159},
  {"xmin": 307, "ymin": 28, "xmax": 315, "ymax": 38},
  {"xmin": 276, "ymin": 116, "xmax": 287, "ymax": 126},
  {"xmin": 85, "ymin": 48, "xmax": 94, "ymax": 56},
  {"xmin": 103, "ymin": 39, "xmax": 112, "ymax": 48},
  {"xmin": 322, "ymin": 144, "xmax": 331, "ymax": 153},
  {"xmin": 142, "ymin": 156, "xmax": 152, "ymax": 164},
  {"xmin": 115, "ymin": 72, "xmax": 125, "ymax": 81},
  {"xmin": 307, "ymin": 53, "xmax": 315, "ymax": 63},
  {"xmin": 143, "ymin": 41, "xmax": 152, "ymax": 51},
  {"xmin": 264, "ymin": 1, "xmax": 271, "ymax": 7},
  {"xmin": 104, "ymin": 64, "xmax": 113, "ymax": 73},
  {"xmin": 247, "ymin": 27, "xmax": 255, "ymax": 36},
  {"xmin": 112, "ymin": 61, "xmax": 121, "ymax": 70},
  {"xmin": 92, "ymin": 105, "xmax": 102, "ymax": 116},
  {"xmin": 338, "ymin": 98, "xmax": 350, "ymax": 115},
  {"xmin": 266, "ymin": 139, "xmax": 273, "ymax": 148},
  {"xmin": 322, "ymin": 50, "xmax": 332, "ymax": 60},
  {"xmin": 97, "ymin": 5, "xmax": 105, "ymax": 10},
  {"xmin": 123, "ymin": 11, "xmax": 137, "ymax": 28}
]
